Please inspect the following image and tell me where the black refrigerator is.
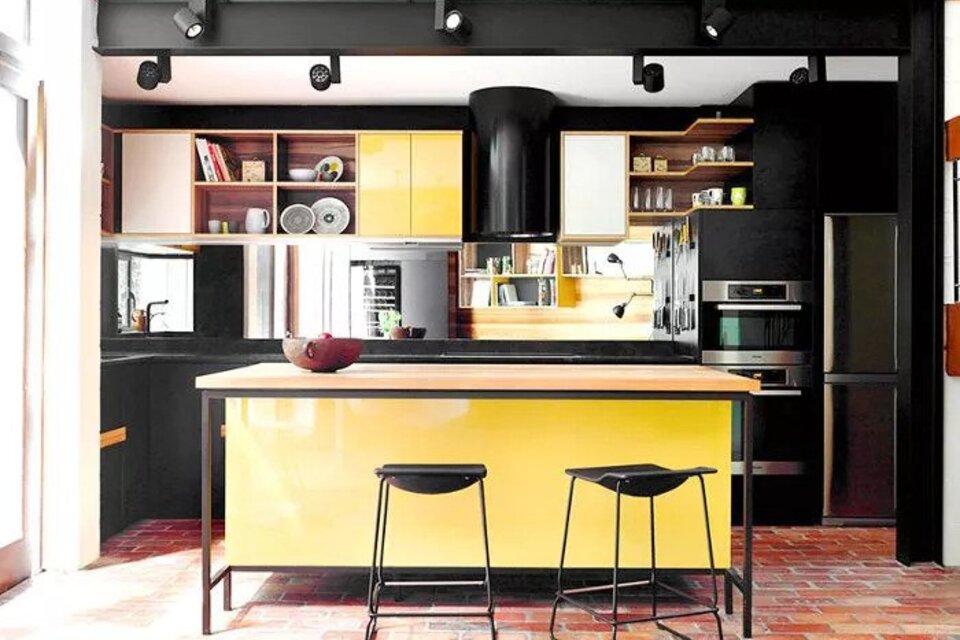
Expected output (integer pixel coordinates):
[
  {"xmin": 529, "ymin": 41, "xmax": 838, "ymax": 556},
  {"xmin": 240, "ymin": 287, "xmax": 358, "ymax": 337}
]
[{"xmin": 822, "ymin": 214, "xmax": 898, "ymax": 524}]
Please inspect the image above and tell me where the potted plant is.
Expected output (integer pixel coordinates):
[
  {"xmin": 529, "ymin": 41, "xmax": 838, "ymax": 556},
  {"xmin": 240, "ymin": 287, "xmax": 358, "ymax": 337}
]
[{"xmin": 377, "ymin": 310, "xmax": 426, "ymax": 339}]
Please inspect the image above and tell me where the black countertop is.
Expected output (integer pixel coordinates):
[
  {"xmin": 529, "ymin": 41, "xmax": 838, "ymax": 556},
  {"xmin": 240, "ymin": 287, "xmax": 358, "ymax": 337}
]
[{"xmin": 101, "ymin": 337, "xmax": 697, "ymax": 366}]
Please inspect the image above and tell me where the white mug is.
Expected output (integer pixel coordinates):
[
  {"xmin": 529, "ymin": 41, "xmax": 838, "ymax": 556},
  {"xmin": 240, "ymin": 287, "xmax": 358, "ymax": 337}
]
[{"xmin": 245, "ymin": 207, "xmax": 270, "ymax": 234}]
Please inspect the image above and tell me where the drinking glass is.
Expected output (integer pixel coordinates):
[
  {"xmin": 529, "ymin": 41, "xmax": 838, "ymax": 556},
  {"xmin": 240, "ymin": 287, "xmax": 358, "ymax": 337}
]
[
  {"xmin": 664, "ymin": 187, "xmax": 673, "ymax": 211},
  {"xmin": 643, "ymin": 187, "xmax": 653, "ymax": 211},
  {"xmin": 655, "ymin": 186, "xmax": 666, "ymax": 211},
  {"xmin": 700, "ymin": 145, "xmax": 717, "ymax": 162},
  {"xmin": 719, "ymin": 145, "xmax": 736, "ymax": 162}
]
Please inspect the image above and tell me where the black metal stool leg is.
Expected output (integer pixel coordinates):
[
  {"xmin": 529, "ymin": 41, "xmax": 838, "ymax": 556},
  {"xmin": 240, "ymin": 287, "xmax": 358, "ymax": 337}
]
[
  {"xmin": 478, "ymin": 479, "xmax": 496, "ymax": 639},
  {"xmin": 698, "ymin": 474, "xmax": 723, "ymax": 639},
  {"xmin": 649, "ymin": 497, "xmax": 657, "ymax": 619},
  {"xmin": 611, "ymin": 481, "xmax": 622, "ymax": 640},
  {"xmin": 723, "ymin": 573, "xmax": 734, "ymax": 615},
  {"xmin": 366, "ymin": 480, "xmax": 390, "ymax": 640},
  {"xmin": 223, "ymin": 568, "xmax": 232, "ymax": 612},
  {"xmin": 549, "ymin": 477, "xmax": 576, "ymax": 640}
]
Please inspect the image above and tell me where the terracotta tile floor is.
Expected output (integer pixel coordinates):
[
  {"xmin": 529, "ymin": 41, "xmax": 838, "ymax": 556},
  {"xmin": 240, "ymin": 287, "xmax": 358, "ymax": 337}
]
[{"xmin": 0, "ymin": 520, "xmax": 958, "ymax": 639}]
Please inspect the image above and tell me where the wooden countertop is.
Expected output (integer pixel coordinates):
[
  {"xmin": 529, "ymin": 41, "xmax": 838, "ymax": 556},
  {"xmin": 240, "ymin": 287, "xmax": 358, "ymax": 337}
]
[{"xmin": 196, "ymin": 362, "xmax": 760, "ymax": 393}]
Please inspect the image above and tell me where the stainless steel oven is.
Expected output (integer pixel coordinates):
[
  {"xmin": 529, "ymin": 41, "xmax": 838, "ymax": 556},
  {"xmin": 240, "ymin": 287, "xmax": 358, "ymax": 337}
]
[
  {"xmin": 701, "ymin": 280, "xmax": 813, "ymax": 365},
  {"xmin": 714, "ymin": 364, "xmax": 813, "ymax": 477}
]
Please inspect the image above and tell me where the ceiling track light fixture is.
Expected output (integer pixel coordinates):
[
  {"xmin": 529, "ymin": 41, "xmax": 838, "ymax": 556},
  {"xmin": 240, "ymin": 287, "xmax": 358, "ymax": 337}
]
[
  {"xmin": 310, "ymin": 55, "xmax": 342, "ymax": 92},
  {"xmin": 136, "ymin": 52, "xmax": 172, "ymax": 91},
  {"xmin": 435, "ymin": 0, "xmax": 471, "ymax": 37},
  {"xmin": 789, "ymin": 55, "xmax": 826, "ymax": 85},
  {"xmin": 632, "ymin": 56, "xmax": 665, "ymax": 93},
  {"xmin": 173, "ymin": 0, "xmax": 214, "ymax": 40},
  {"xmin": 701, "ymin": 0, "xmax": 735, "ymax": 42}
]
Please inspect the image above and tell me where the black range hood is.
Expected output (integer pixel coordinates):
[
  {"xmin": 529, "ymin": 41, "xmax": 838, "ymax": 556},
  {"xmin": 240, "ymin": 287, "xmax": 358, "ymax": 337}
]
[{"xmin": 468, "ymin": 87, "xmax": 558, "ymax": 242}]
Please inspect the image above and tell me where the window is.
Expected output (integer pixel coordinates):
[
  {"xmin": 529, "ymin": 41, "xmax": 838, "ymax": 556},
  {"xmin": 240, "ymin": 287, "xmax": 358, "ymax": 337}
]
[{"xmin": 117, "ymin": 251, "xmax": 195, "ymax": 333}]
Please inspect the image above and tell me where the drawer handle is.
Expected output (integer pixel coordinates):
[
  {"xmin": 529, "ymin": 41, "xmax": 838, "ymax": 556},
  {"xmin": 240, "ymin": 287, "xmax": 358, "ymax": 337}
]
[{"xmin": 100, "ymin": 426, "xmax": 127, "ymax": 449}]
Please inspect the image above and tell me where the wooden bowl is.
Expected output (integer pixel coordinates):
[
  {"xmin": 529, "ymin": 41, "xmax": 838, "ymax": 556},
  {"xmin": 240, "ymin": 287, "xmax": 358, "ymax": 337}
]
[{"xmin": 282, "ymin": 336, "xmax": 363, "ymax": 373}]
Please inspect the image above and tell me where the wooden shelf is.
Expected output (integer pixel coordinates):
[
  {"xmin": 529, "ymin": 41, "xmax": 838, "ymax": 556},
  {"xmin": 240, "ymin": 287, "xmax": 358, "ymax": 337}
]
[
  {"xmin": 628, "ymin": 118, "xmax": 754, "ymax": 143},
  {"xmin": 629, "ymin": 204, "xmax": 754, "ymax": 224},
  {"xmin": 193, "ymin": 181, "xmax": 273, "ymax": 188},
  {"xmin": 276, "ymin": 181, "xmax": 357, "ymax": 189},
  {"xmin": 629, "ymin": 161, "xmax": 753, "ymax": 182}
]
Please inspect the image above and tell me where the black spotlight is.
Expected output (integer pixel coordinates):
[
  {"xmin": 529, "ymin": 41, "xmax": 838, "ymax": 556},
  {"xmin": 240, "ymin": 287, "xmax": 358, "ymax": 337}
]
[
  {"xmin": 172, "ymin": 0, "xmax": 213, "ymax": 39},
  {"xmin": 435, "ymin": 0, "xmax": 471, "ymax": 36},
  {"xmin": 607, "ymin": 253, "xmax": 630, "ymax": 279},
  {"xmin": 310, "ymin": 55, "xmax": 341, "ymax": 92},
  {"xmin": 632, "ymin": 56, "xmax": 664, "ymax": 93},
  {"xmin": 789, "ymin": 67, "xmax": 810, "ymax": 85},
  {"xmin": 137, "ymin": 53, "xmax": 171, "ymax": 91},
  {"xmin": 702, "ymin": 0, "xmax": 735, "ymax": 41}
]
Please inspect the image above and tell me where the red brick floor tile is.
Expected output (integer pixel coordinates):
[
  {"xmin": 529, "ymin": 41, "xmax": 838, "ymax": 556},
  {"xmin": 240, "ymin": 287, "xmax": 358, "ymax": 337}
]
[{"xmin": 0, "ymin": 521, "xmax": 958, "ymax": 639}]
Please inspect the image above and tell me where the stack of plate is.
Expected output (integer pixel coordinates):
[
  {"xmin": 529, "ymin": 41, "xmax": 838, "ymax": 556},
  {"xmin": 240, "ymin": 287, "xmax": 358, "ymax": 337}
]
[{"xmin": 280, "ymin": 197, "xmax": 351, "ymax": 235}]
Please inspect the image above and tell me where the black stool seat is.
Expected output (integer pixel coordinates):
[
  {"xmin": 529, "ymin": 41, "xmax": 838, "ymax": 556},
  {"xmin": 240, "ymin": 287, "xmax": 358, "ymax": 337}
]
[
  {"xmin": 565, "ymin": 464, "xmax": 717, "ymax": 497},
  {"xmin": 375, "ymin": 463, "xmax": 487, "ymax": 495}
]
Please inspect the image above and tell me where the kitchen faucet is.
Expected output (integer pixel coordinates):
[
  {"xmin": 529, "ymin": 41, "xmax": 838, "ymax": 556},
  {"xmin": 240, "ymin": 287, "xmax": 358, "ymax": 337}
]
[{"xmin": 146, "ymin": 300, "xmax": 170, "ymax": 334}]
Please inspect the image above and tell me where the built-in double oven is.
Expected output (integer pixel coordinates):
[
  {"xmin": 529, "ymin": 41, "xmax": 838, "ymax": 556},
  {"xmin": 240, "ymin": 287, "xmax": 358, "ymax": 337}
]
[{"xmin": 701, "ymin": 281, "xmax": 814, "ymax": 478}]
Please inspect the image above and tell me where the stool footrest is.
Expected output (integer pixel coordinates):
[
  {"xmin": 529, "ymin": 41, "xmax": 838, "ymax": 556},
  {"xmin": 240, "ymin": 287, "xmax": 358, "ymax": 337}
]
[
  {"xmin": 556, "ymin": 591, "xmax": 718, "ymax": 627},
  {"xmin": 561, "ymin": 579, "xmax": 652, "ymax": 595},
  {"xmin": 382, "ymin": 579, "xmax": 486, "ymax": 588},
  {"xmin": 370, "ymin": 611, "xmax": 494, "ymax": 619}
]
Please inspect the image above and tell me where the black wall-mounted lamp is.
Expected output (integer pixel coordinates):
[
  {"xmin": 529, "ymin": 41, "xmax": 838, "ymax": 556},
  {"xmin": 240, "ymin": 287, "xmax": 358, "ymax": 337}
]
[
  {"xmin": 701, "ymin": 0, "xmax": 734, "ymax": 41},
  {"xmin": 173, "ymin": 0, "xmax": 214, "ymax": 40},
  {"xmin": 435, "ymin": 0, "xmax": 472, "ymax": 37},
  {"xmin": 310, "ymin": 55, "xmax": 342, "ymax": 91},
  {"xmin": 136, "ymin": 52, "xmax": 172, "ymax": 91},
  {"xmin": 608, "ymin": 253, "xmax": 646, "ymax": 319},
  {"xmin": 632, "ymin": 56, "xmax": 665, "ymax": 93},
  {"xmin": 612, "ymin": 293, "xmax": 641, "ymax": 319}
]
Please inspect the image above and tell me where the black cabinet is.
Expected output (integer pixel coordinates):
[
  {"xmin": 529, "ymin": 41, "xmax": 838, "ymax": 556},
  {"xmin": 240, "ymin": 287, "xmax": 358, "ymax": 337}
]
[
  {"xmin": 697, "ymin": 209, "xmax": 814, "ymax": 281},
  {"xmin": 148, "ymin": 362, "xmax": 231, "ymax": 519},
  {"xmin": 100, "ymin": 360, "xmax": 149, "ymax": 541}
]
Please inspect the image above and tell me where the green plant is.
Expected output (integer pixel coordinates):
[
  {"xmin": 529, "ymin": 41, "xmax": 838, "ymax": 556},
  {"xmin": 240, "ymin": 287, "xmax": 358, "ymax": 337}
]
[{"xmin": 378, "ymin": 309, "xmax": 402, "ymax": 335}]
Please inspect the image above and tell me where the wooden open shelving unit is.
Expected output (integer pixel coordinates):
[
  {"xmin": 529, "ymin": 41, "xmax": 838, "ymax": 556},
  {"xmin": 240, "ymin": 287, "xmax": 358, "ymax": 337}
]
[
  {"xmin": 627, "ymin": 117, "xmax": 754, "ymax": 225},
  {"xmin": 190, "ymin": 130, "xmax": 360, "ymax": 237},
  {"xmin": 458, "ymin": 243, "xmax": 575, "ymax": 309}
]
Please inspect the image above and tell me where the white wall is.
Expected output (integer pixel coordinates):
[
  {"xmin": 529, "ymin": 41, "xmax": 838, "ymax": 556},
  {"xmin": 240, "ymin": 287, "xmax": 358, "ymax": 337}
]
[
  {"xmin": 943, "ymin": 0, "xmax": 960, "ymax": 568},
  {"xmin": 34, "ymin": 0, "xmax": 102, "ymax": 570}
]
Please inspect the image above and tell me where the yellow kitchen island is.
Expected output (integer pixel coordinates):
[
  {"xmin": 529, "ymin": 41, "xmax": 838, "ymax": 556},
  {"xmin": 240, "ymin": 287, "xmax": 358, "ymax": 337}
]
[{"xmin": 196, "ymin": 362, "xmax": 760, "ymax": 636}]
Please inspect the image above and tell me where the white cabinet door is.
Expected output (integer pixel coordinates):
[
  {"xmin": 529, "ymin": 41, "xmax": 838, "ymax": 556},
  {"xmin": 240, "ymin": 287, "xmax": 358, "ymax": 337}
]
[
  {"xmin": 121, "ymin": 132, "xmax": 192, "ymax": 233},
  {"xmin": 561, "ymin": 133, "xmax": 627, "ymax": 241}
]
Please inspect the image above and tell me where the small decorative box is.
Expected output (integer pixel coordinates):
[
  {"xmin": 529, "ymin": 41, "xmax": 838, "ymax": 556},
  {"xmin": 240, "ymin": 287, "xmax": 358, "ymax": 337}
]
[
  {"xmin": 242, "ymin": 160, "xmax": 266, "ymax": 182},
  {"xmin": 653, "ymin": 156, "xmax": 669, "ymax": 172},
  {"xmin": 633, "ymin": 155, "xmax": 652, "ymax": 173}
]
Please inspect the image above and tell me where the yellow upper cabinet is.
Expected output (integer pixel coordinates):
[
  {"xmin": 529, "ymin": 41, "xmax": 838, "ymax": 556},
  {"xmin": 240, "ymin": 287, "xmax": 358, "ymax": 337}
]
[
  {"xmin": 411, "ymin": 133, "xmax": 463, "ymax": 237},
  {"xmin": 359, "ymin": 134, "xmax": 412, "ymax": 236}
]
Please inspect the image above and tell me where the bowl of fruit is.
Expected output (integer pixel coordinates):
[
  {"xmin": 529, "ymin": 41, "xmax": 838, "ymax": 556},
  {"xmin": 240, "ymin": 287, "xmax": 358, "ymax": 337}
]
[{"xmin": 282, "ymin": 333, "xmax": 364, "ymax": 373}]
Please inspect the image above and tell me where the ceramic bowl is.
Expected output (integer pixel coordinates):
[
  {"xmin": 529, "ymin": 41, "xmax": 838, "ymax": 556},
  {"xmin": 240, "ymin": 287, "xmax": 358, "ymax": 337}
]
[
  {"xmin": 283, "ymin": 336, "xmax": 363, "ymax": 373},
  {"xmin": 288, "ymin": 168, "xmax": 319, "ymax": 182}
]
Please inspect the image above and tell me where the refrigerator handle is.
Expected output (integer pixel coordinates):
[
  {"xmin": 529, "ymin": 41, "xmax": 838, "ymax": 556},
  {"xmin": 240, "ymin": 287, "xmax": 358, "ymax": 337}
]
[{"xmin": 823, "ymin": 217, "xmax": 835, "ymax": 374}]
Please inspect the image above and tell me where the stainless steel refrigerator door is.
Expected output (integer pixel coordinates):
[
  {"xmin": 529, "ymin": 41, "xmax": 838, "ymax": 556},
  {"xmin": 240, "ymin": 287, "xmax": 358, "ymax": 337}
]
[
  {"xmin": 823, "ymin": 382, "xmax": 896, "ymax": 522},
  {"xmin": 823, "ymin": 215, "xmax": 898, "ymax": 375}
]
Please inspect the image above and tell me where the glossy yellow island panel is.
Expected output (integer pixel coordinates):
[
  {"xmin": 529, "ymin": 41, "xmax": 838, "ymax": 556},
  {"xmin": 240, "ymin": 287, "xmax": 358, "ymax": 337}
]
[{"xmin": 225, "ymin": 398, "xmax": 731, "ymax": 569}]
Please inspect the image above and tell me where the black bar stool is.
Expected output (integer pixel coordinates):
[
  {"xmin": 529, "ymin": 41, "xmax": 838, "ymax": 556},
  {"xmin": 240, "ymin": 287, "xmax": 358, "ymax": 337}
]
[
  {"xmin": 366, "ymin": 463, "xmax": 495, "ymax": 640},
  {"xmin": 549, "ymin": 463, "xmax": 722, "ymax": 639}
]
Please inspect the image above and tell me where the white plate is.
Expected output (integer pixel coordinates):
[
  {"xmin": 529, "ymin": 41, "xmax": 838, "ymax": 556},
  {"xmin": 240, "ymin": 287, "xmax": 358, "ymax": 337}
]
[
  {"xmin": 280, "ymin": 203, "xmax": 316, "ymax": 234},
  {"xmin": 314, "ymin": 156, "xmax": 344, "ymax": 182},
  {"xmin": 311, "ymin": 197, "xmax": 350, "ymax": 235}
]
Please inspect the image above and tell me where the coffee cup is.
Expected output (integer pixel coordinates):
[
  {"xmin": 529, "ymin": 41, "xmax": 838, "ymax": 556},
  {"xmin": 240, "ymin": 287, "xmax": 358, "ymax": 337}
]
[
  {"xmin": 707, "ymin": 188, "xmax": 724, "ymax": 205},
  {"xmin": 208, "ymin": 219, "xmax": 222, "ymax": 234}
]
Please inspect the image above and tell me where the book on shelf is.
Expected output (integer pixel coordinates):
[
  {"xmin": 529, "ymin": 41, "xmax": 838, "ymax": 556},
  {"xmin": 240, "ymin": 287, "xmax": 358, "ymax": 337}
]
[
  {"xmin": 195, "ymin": 138, "xmax": 241, "ymax": 182},
  {"xmin": 195, "ymin": 138, "xmax": 217, "ymax": 182}
]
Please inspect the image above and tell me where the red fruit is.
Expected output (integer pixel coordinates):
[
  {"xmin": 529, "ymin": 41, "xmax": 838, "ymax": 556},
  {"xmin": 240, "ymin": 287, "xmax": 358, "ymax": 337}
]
[{"xmin": 320, "ymin": 332, "xmax": 333, "ymax": 339}]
